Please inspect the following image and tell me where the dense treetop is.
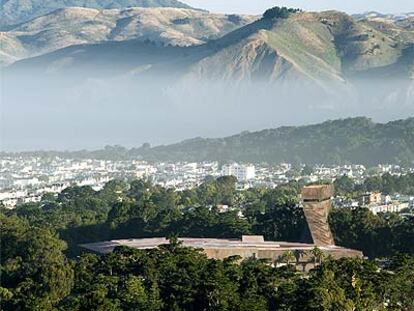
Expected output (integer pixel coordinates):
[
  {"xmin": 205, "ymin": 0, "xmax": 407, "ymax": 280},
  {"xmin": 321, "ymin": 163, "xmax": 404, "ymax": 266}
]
[
  {"xmin": 3, "ymin": 174, "xmax": 414, "ymax": 259},
  {"xmin": 1, "ymin": 175, "xmax": 414, "ymax": 310},
  {"xmin": 262, "ymin": 6, "xmax": 302, "ymax": 19},
  {"xmin": 1, "ymin": 211, "xmax": 414, "ymax": 310}
]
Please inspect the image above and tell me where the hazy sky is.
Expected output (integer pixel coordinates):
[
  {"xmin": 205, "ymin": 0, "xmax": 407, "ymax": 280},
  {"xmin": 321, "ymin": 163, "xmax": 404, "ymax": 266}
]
[{"xmin": 183, "ymin": 0, "xmax": 413, "ymax": 14}]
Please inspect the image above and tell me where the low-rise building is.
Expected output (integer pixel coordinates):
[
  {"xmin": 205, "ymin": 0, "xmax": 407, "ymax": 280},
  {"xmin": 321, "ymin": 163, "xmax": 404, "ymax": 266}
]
[
  {"xmin": 359, "ymin": 192, "xmax": 382, "ymax": 206},
  {"xmin": 82, "ymin": 186, "xmax": 363, "ymax": 272}
]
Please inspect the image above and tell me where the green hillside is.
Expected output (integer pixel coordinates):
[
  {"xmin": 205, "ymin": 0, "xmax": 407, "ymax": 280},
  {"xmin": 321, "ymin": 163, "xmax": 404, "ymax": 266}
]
[
  {"xmin": 8, "ymin": 118, "xmax": 414, "ymax": 166},
  {"xmin": 0, "ymin": 0, "xmax": 196, "ymax": 28},
  {"xmin": 133, "ymin": 117, "xmax": 414, "ymax": 165}
]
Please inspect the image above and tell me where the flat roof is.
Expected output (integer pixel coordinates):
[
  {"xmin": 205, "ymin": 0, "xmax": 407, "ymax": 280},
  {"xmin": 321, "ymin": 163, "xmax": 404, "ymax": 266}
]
[{"xmin": 80, "ymin": 237, "xmax": 357, "ymax": 255}]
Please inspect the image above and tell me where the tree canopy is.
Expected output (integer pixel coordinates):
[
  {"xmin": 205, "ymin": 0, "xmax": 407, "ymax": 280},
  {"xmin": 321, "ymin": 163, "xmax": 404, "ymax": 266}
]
[
  {"xmin": 263, "ymin": 6, "xmax": 301, "ymax": 19},
  {"xmin": 1, "ymin": 177, "xmax": 414, "ymax": 309}
]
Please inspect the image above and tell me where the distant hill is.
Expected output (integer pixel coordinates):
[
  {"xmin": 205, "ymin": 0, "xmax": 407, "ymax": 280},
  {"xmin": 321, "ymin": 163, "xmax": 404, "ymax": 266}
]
[
  {"xmin": 354, "ymin": 12, "xmax": 414, "ymax": 22},
  {"xmin": 353, "ymin": 12, "xmax": 414, "ymax": 33},
  {"xmin": 0, "ymin": 0, "xmax": 197, "ymax": 28},
  {"xmin": 7, "ymin": 118, "xmax": 414, "ymax": 166},
  {"xmin": 0, "ymin": 7, "xmax": 255, "ymax": 66},
  {"xmin": 9, "ymin": 10, "xmax": 414, "ymax": 83},
  {"xmin": 132, "ymin": 117, "xmax": 414, "ymax": 165}
]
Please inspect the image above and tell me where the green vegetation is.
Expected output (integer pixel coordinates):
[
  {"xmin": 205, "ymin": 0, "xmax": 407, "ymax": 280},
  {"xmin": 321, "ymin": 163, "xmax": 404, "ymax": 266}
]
[
  {"xmin": 49, "ymin": 251, "xmax": 414, "ymax": 311},
  {"xmin": 1, "ymin": 176, "xmax": 414, "ymax": 309},
  {"xmin": 262, "ymin": 7, "xmax": 301, "ymax": 19},
  {"xmin": 6, "ymin": 118, "xmax": 414, "ymax": 165},
  {"xmin": 3, "ymin": 176, "xmax": 413, "ymax": 259},
  {"xmin": 334, "ymin": 173, "xmax": 414, "ymax": 196},
  {"xmin": 1, "ymin": 216, "xmax": 73, "ymax": 310},
  {"xmin": 135, "ymin": 117, "xmax": 414, "ymax": 166},
  {"xmin": 330, "ymin": 207, "xmax": 414, "ymax": 258},
  {"xmin": 1, "ymin": 213, "xmax": 414, "ymax": 310}
]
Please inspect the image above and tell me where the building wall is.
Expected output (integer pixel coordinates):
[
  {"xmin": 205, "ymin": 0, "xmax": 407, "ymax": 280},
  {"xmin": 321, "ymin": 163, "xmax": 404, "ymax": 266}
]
[
  {"xmin": 203, "ymin": 247, "xmax": 362, "ymax": 271},
  {"xmin": 302, "ymin": 200, "xmax": 335, "ymax": 246},
  {"xmin": 221, "ymin": 164, "xmax": 255, "ymax": 182}
]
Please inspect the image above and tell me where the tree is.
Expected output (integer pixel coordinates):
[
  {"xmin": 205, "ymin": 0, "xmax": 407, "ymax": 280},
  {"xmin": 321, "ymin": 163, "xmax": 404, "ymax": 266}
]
[
  {"xmin": 251, "ymin": 186, "xmax": 304, "ymax": 241},
  {"xmin": 303, "ymin": 267, "xmax": 355, "ymax": 311},
  {"xmin": 0, "ymin": 215, "xmax": 74, "ymax": 310},
  {"xmin": 334, "ymin": 175, "xmax": 355, "ymax": 196},
  {"xmin": 310, "ymin": 246, "xmax": 325, "ymax": 269},
  {"xmin": 263, "ymin": 6, "xmax": 301, "ymax": 19},
  {"xmin": 281, "ymin": 250, "xmax": 296, "ymax": 266}
]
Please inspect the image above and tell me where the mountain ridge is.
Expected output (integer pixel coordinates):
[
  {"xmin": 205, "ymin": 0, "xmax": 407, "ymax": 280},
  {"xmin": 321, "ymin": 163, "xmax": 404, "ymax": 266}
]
[
  {"xmin": 132, "ymin": 117, "xmax": 414, "ymax": 165},
  {"xmin": 4, "ymin": 117, "xmax": 414, "ymax": 166},
  {"xmin": 0, "ymin": 0, "xmax": 198, "ymax": 28},
  {"xmin": 8, "ymin": 10, "xmax": 413, "ymax": 84},
  {"xmin": 0, "ymin": 7, "xmax": 255, "ymax": 66}
]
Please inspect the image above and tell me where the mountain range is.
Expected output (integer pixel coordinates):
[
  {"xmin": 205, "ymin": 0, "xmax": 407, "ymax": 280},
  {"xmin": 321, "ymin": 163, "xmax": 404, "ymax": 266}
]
[
  {"xmin": 2, "ymin": 6, "xmax": 414, "ymax": 151},
  {"xmin": 7, "ymin": 10, "xmax": 414, "ymax": 84},
  {"xmin": 0, "ymin": 0, "xmax": 196, "ymax": 28},
  {"xmin": 0, "ymin": 7, "xmax": 255, "ymax": 66},
  {"xmin": 354, "ymin": 12, "xmax": 414, "ymax": 24}
]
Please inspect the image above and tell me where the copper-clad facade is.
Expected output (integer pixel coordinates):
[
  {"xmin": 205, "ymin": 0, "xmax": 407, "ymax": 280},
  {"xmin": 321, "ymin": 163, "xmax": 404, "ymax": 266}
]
[
  {"xmin": 302, "ymin": 184, "xmax": 334, "ymax": 202},
  {"xmin": 302, "ymin": 185, "xmax": 335, "ymax": 246}
]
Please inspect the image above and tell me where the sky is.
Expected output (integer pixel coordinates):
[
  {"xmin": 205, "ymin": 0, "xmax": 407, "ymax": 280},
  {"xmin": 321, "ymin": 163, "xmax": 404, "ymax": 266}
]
[{"xmin": 183, "ymin": 0, "xmax": 414, "ymax": 15}]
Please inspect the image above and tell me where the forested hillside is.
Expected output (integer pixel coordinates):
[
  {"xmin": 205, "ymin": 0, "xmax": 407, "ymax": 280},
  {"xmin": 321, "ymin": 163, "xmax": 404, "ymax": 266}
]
[
  {"xmin": 134, "ymin": 117, "xmax": 414, "ymax": 165},
  {"xmin": 6, "ymin": 117, "xmax": 413, "ymax": 165}
]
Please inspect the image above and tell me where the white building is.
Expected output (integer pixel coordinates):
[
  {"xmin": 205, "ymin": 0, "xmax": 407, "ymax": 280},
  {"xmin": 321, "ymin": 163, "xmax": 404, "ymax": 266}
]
[
  {"xmin": 13, "ymin": 177, "xmax": 40, "ymax": 187},
  {"xmin": 221, "ymin": 163, "xmax": 255, "ymax": 182},
  {"xmin": 368, "ymin": 202, "xmax": 410, "ymax": 215}
]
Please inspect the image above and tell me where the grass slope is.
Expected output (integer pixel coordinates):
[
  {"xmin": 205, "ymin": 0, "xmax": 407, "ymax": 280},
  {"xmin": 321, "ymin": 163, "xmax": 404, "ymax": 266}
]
[{"xmin": 183, "ymin": 11, "xmax": 414, "ymax": 83}]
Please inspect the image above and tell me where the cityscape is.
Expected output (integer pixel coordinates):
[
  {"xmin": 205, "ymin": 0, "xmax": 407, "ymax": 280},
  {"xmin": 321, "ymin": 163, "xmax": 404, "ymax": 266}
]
[
  {"xmin": 2, "ymin": 0, "xmax": 414, "ymax": 309},
  {"xmin": 2, "ymin": 155, "xmax": 413, "ymax": 215}
]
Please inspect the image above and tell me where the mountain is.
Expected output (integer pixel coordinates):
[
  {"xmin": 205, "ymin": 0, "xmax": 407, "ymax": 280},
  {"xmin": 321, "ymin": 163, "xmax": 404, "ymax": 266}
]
[
  {"xmin": 7, "ymin": 117, "xmax": 414, "ymax": 165},
  {"xmin": 4, "ymin": 10, "xmax": 413, "ymax": 148},
  {"xmin": 8, "ymin": 10, "xmax": 414, "ymax": 83},
  {"xmin": 0, "ymin": 7, "xmax": 255, "ymax": 66},
  {"xmin": 354, "ymin": 12, "xmax": 414, "ymax": 22},
  {"xmin": 132, "ymin": 117, "xmax": 414, "ymax": 165},
  {"xmin": 354, "ymin": 12, "xmax": 414, "ymax": 36},
  {"xmin": 0, "ymin": 0, "xmax": 197, "ymax": 28},
  {"xmin": 183, "ymin": 10, "xmax": 414, "ymax": 82}
]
